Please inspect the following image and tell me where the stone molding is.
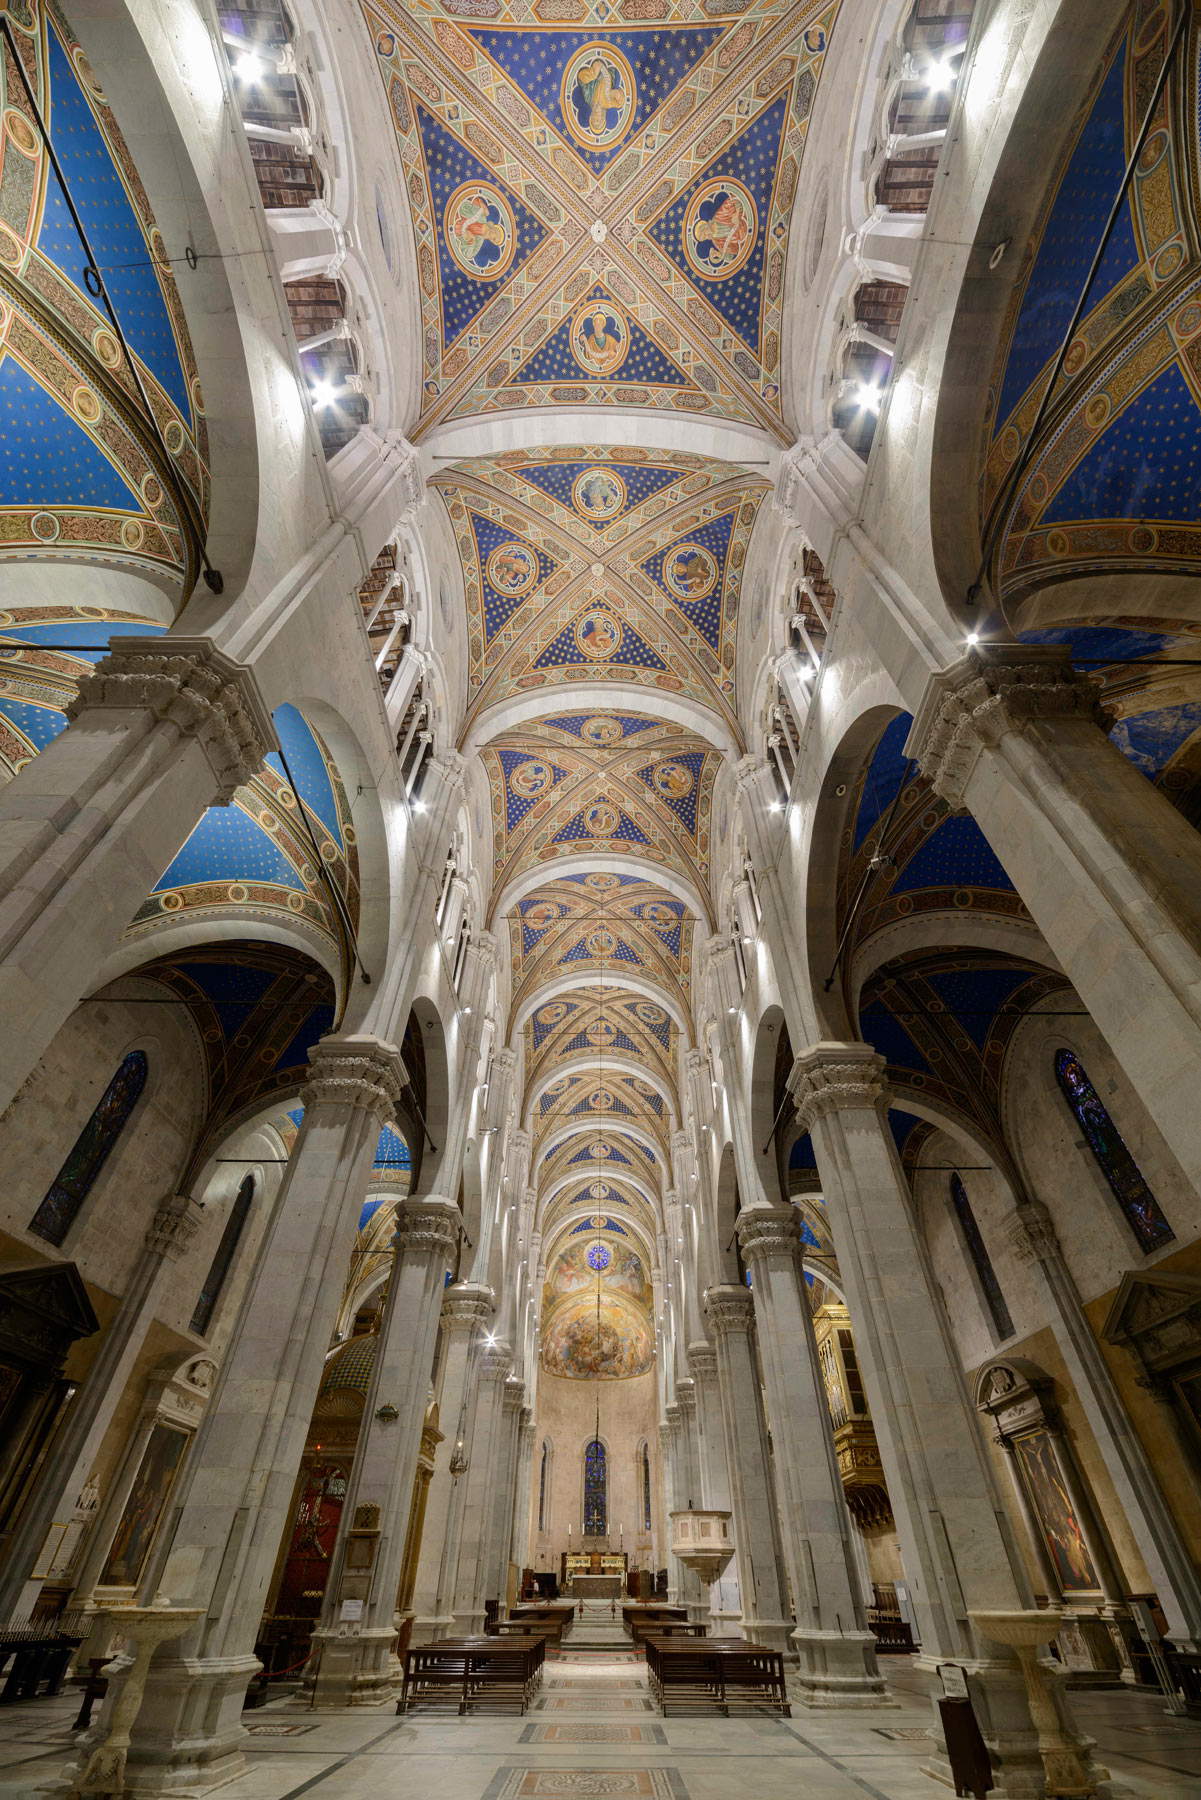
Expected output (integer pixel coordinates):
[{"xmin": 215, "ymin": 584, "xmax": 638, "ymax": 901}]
[
  {"xmin": 396, "ymin": 1194, "xmax": 461, "ymax": 1258},
  {"xmin": 904, "ymin": 645, "xmax": 1111, "ymax": 808},
  {"xmin": 301, "ymin": 1036, "xmax": 408, "ymax": 1122},
  {"xmin": 144, "ymin": 1193, "xmax": 204, "ymax": 1260},
  {"xmin": 1003, "ymin": 1198, "xmax": 1060, "ymax": 1266},
  {"xmin": 704, "ymin": 1284, "xmax": 755, "ymax": 1335},
  {"xmin": 65, "ymin": 637, "xmax": 276, "ymax": 801},
  {"xmin": 737, "ymin": 1206, "xmax": 802, "ymax": 1266},
  {"xmin": 664, "ymin": 1403, "xmax": 683, "ymax": 1429},
  {"xmin": 384, "ymin": 432, "xmax": 425, "ymax": 519},
  {"xmin": 789, "ymin": 1044, "xmax": 887, "ymax": 1130},
  {"xmin": 686, "ymin": 1341, "xmax": 718, "ymax": 1382},
  {"xmin": 675, "ymin": 1378, "xmax": 696, "ymax": 1416},
  {"xmin": 480, "ymin": 1344, "xmax": 513, "ymax": 1383},
  {"xmin": 441, "ymin": 1282, "xmax": 495, "ymax": 1331},
  {"xmin": 502, "ymin": 1375, "xmax": 525, "ymax": 1414}
]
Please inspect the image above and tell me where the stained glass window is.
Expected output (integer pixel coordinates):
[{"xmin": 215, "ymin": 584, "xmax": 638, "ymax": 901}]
[
  {"xmin": 190, "ymin": 1175, "xmax": 255, "ymax": 1335},
  {"xmin": 641, "ymin": 1441, "xmax": 652, "ymax": 1532},
  {"xmin": 586, "ymin": 1241, "xmax": 611, "ymax": 1272},
  {"xmin": 29, "ymin": 1051, "xmax": 148, "ymax": 1245},
  {"xmin": 949, "ymin": 1174, "xmax": 1014, "ymax": 1340},
  {"xmin": 1054, "ymin": 1050, "xmax": 1174, "ymax": 1253},
  {"xmin": 583, "ymin": 1438, "xmax": 607, "ymax": 1535}
]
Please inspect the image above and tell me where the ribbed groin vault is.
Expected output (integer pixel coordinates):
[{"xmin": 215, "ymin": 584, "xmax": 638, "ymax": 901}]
[{"xmin": 0, "ymin": 0, "xmax": 1199, "ymax": 1795}]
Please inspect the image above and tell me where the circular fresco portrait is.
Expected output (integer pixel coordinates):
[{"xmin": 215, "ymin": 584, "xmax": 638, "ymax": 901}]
[
  {"xmin": 586, "ymin": 1240, "xmax": 612, "ymax": 1273},
  {"xmin": 683, "ymin": 177, "xmax": 758, "ymax": 280},
  {"xmin": 510, "ymin": 758, "xmax": 556, "ymax": 800},
  {"xmin": 585, "ymin": 870, "xmax": 621, "ymax": 889},
  {"xmin": 523, "ymin": 899, "xmax": 561, "ymax": 931},
  {"xmin": 574, "ymin": 609, "xmax": 622, "ymax": 661},
  {"xmin": 586, "ymin": 928, "xmax": 617, "ymax": 958},
  {"xmin": 486, "ymin": 540, "xmax": 538, "ymax": 597},
  {"xmin": 583, "ymin": 802, "xmax": 619, "ymax": 836},
  {"xmin": 642, "ymin": 901, "xmax": 677, "ymax": 930},
  {"xmin": 581, "ymin": 715, "xmax": 624, "ymax": 746},
  {"xmin": 634, "ymin": 1000, "xmax": 665, "ymax": 1025},
  {"xmin": 664, "ymin": 542, "xmax": 718, "ymax": 601},
  {"xmin": 573, "ymin": 466, "xmax": 626, "ymax": 523},
  {"xmin": 570, "ymin": 297, "xmax": 630, "ymax": 377},
  {"xmin": 544, "ymin": 1076, "xmax": 572, "ymax": 1098},
  {"xmin": 588, "ymin": 1181, "xmax": 610, "ymax": 1201},
  {"xmin": 652, "ymin": 760, "xmax": 694, "ymax": 800},
  {"xmin": 588, "ymin": 1088, "xmax": 615, "ymax": 1110},
  {"xmin": 586, "ymin": 1019, "xmax": 617, "ymax": 1047},
  {"xmin": 561, "ymin": 43, "xmax": 636, "ymax": 150},
  {"xmin": 589, "ymin": 1140, "xmax": 612, "ymax": 1159},
  {"xmin": 444, "ymin": 181, "xmax": 517, "ymax": 280},
  {"xmin": 537, "ymin": 1001, "xmax": 569, "ymax": 1027}
]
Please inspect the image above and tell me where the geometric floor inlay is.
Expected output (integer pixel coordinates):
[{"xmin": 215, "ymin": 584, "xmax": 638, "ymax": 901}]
[
  {"xmin": 536, "ymin": 1697, "xmax": 654, "ymax": 1714},
  {"xmin": 547, "ymin": 1680, "xmax": 646, "ymax": 1691},
  {"xmin": 483, "ymin": 1772, "xmax": 689, "ymax": 1799},
  {"xmin": 872, "ymin": 1728, "xmax": 931, "ymax": 1742},
  {"xmin": 518, "ymin": 1725, "xmax": 667, "ymax": 1745},
  {"xmin": 244, "ymin": 1722, "xmax": 322, "ymax": 1736}
]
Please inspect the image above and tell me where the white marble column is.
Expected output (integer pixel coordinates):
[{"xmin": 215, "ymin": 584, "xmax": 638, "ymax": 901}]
[
  {"xmin": 309, "ymin": 1193, "xmax": 461, "ymax": 1703},
  {"xmin": 686, "ymin": 1340, "xmax": 742, "ymax": 1630},
  {"xmin": 484, "ymin": 1376, "xmax": 526, "ymax": 1617},
  {"xmin": 0, "ymin": 1192, "xmax": 202, "ymax": 1621},
  {"xmin": 907, "ymin": 643, "xmax": 1201, "ymax": 1196},
  {"xmin": 509, "ymin": 1405, "xmax": 535, "ymax": 1592},
  {"xmin": 0, "ymin": 638, "xmax": 273, "ymax": 1112},
  {"xmin": 791, "ymin": 1043, "xmax": 1111, "ymax": 1798},
  {"xmin": 410, "ymin": 1282, "xmax": 494, "ymax": 1638},
  {"xmin": 89, "ymin": 1034, "xmax": 406, "ymax": 1798},
  {"xmin": 703, "ymin": 1286, "xmax": 792, "ymax": 1654},
  {"xmin": 671, "ymin": 1383, "xmax": 707, "ymax": 1622},
  {"xmin": 451, "ymin": 1341, "xmax": 512, "ymax": 1634},
  {"xmin": 737, "ymin": 1207, "xmax": 885, "ymax": 1705}
]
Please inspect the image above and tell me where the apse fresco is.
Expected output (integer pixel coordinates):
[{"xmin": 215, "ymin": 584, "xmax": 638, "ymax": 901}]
[
  {"xmin": 541, "ymin": 1292, "xmax": 654, "ymax": 1380},
  {"xmin": 545, "ymin": 1238, "xmax": 653, "ymax": 1310}
]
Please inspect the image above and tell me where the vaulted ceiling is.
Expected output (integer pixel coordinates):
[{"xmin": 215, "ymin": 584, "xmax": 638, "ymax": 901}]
[{"xmin": 362, "ymin": 0, "xmax": 837, "ymax": 1363}]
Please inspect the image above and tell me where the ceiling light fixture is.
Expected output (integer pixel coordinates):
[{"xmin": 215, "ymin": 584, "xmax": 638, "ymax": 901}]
[
  {"xmin": 309, "ymin": 378, "xmax": 341, "ymax": 408},
  {"xmin": 854, "ymin": 381, "xmax": 883, "ymax": 412},
  {"xmin": 234, "ymin": 50, "xmax": 264, "ymax": 81},
  {"xmin": 925, "ymin": 57, "xmax": 955, "ymax": 92}
]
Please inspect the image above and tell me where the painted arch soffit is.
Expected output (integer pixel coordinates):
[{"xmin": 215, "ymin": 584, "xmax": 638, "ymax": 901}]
[
  {"xmin": 532, "ymin": 1077, "xmax": 671, "ymax": 1159},
  {"xmin": 529, "ymin": 1053, "xmax": 675, "ymax": 1121},
  {"xmin": 361, "ymin": 1, "xmax": 837, "ymax": 437},
  {"xmin": 505, "ymin": 874, "xmax": 697, "ymax": 1013},
  {"xmin": 522, "ymin": 986, "xmax": 682, "ymax": 1087}
]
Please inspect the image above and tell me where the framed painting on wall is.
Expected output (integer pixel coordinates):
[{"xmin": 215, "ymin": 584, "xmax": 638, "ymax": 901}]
[
  {"xmin": 1012, "ymin": 1427, "xmax": 1100, "ymax": 1595},
  {"xmin": 100, "ymin": 1421, "xmax": 189, "ymax": 1590}
]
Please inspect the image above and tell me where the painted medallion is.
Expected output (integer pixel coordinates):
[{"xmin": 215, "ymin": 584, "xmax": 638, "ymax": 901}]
[
  {"xmin": 573, "ymin": 466, "xmax": 626, "ymax": 523},
  {"xmin": 561, "ymin": 43, "xmax": 636, "ymax": 151},
  {"xmin": 485, "ymin": 540, "xmax": 539, "ymax": 596},
  {"xmin": 570, "ymin": 297, "xmax": 631, "ymax": 377},
  {"xmin": 683, "ymin": 178, "xmax": 758, "ymax": 280},
  {"xmin": 443, "ymin": 181, "xmax": 517, "ymax": 279},
  {"xmin": 574, "ymin": 609, "xmax": 622, "ymax": 660},
  {"xmin": 664, "ymin": 542, "xmax": 718, "ymax": 601}
]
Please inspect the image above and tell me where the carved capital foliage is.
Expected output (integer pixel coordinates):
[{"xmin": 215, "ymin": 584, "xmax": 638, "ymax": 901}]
[
  {"xmin": 686, "ymin": 1341, "xmax": 717, "ymax": 1382},
  {"xmin": 301, "ymin": 1036, "xmax": 408, "ymax": 1123},
  {"xmin": 905, "ymin": 646, "xmax": 1111, "ymax": 808},
  {"xmin": 441, "ymin": 1282, "xmax": 495, "ymax": 1331},
  {"xmin": 789, "ymin": 1044, "xmax": 887, "ymax": 1131},
  {"xmin": 386, "ymin": 433, "xmax": 425, "ymax": 519},
  {"xmin": 396, "ymin": 1195, "xmax": 461, "ymax": 1259},
  {"xmin": 1003, "ymin": 1199, "xmax": 1060, "ymax": 1266},
  {"xmin": 144, "ymin": 1193, "xmax": 203, "ymax": 1261},
  {"xmin": 704, "ymin": 1283, "xmax": 754, "ymax": 1335},
  {"xmin": 503, "ymin": 1374, "xmax": 526, "ymax": 1413},
  {"xmin": 66, "ymin": 637, "xmax": 276, "ymax": 801},
  {"xmin": 675, "ymin": 1378, "xmax": 696, "ymax": 1415},
  {"xmin": 481, "ymin": 1344, "xmax": 513, "ymax": 1382},
  {"xmin": 736, "ymin": 1206, "xmax": 801, "ymax": 1266}
]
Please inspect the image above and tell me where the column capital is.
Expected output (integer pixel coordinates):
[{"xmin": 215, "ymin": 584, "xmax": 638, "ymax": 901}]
[
  {"xmin": 1002, "ymin": 1197, "xmax": 1061, "ymax": 1265},
  {"xmin": 503, "ymin": 1374, "xmax": 526, "ymax": 1414},
  {"xmin": 145, "ymin": 1192, "xmax": 204, "ymax": 1260},
  {"xmin": 396, "ymin": 1193, "xmax": 461, "ymax": 1258},
  {"xmin": 704, "ymin": 1283, "xmax": 755, "ymax": 1335},
  {"xmin": 65, "ymin": 637, "xmax": 276, "ymax": 801},
  {"xmin": 441, "ymin": 1281, "xmax": 494, "ymax": 1331},
  {"xmin": 904, "ymin": 644, "xmax": 1110, "ymax": 808},
  {"xmin": 664, "ymin": 1402, "xmax": 683, "ymax": 1429},
  {"xmin": 789, "ymin": 1042, "xmax": 886, "ymax": 1130},
  {"xmin": 301, "ymin": 1035, "xmax": 407, "ymax": 1122},
  {"xmin": 675, "ymin": 1377, "xmax": 696, "ymax": 1417},
  {"xmin": 686, "ymin": 1339, "xmax": 717, "ymax": 1382},
  {"xmin": 736, "ymin": 1204, "xmax": 802, "ymax": 1266},
  {"xmin": 480, "ymin": 1343, "xmax": 513, "ymax": 1382}
]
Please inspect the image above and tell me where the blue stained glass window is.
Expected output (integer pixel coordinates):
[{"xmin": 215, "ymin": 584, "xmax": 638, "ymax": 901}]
[
  {"xmin": 949, "ymin": 1174, "xmax": 1014, "ymax": 1340},
  {"xmin": 29, "ymin": 1051, "xmax": 148, "ymax": 1245},
  {"xmin": 584, "ymin": 1439, "xmax": 607, "ymax": 1535},
  {"xmin": 1054, "ymin": 1049, "xmax": 1174, "ymax": 1253},
  {"xmin": 587, "ymin": 1241, "xmax": 611, "ymax": 1272},
  {"xmin": 190, "ymin": 1175, "xmax": 255, "ymax": 1335}
]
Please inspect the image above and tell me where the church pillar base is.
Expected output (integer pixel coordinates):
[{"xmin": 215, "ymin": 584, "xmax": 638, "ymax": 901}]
[
  {"xmin": 791, "ymin": 1627, "xmax": 892, "ymax": 1707},
  {"xmin": 739, "ymin": 1617, "xmax": 794, "ymax": 1657}
]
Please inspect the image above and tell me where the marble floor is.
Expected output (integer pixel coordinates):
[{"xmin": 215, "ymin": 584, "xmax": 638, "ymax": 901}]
[{"xmin": 1, "ymin": 1611, "xmax": 1199, "ymax": 1800}]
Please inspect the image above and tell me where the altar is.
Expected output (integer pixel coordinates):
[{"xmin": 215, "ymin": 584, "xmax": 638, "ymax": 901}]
[{"xmin": 562, "ymin": 1550, "xmax": 626, "ymax": 1598}]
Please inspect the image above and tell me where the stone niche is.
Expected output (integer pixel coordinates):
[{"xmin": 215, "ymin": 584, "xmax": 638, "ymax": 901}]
[{"xmin": 976, "ymin": 1358, "xmax": 1137, "ymax": 1685}]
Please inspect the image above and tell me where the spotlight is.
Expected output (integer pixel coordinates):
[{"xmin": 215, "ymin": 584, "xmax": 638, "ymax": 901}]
[
  {"xmin": 966, "ymin": 631, "xmax": 979, "ymax": 646},
  {"xmin": 309, "ymin": 378, "xmax": 340, "ymax": 408},
  {"xmin": 854, "ymin": 381, "xmax": 883, "ymax": 412},
  {"xmin": 412, "ymin": 799, "xmax": 427, "ymax": 814},
  {"xmin": 925, "ymin": 58, "xmax": 954, "ymax": 92},
  {"xmin": 768, "ymin": 800, "xmax": 784, "ymax": 813},
  {"xmin": 234, "ymin": 50, "xmax": 264, "ymax": 81}
]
